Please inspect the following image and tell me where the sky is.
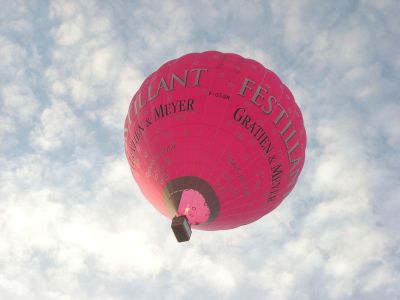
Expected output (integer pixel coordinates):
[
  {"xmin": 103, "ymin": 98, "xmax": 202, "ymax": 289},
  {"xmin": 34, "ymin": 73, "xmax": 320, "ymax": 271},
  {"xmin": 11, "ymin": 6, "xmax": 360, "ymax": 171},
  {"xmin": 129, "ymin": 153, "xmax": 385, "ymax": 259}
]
[{"xmin": 0, "ymin": 0, "xmax": 399, "ymax": 299}]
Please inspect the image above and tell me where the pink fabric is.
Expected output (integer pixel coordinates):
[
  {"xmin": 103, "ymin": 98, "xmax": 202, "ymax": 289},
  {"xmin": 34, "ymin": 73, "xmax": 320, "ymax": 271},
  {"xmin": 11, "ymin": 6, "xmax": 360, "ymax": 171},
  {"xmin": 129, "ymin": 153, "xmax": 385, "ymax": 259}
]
[
  {"xmin": 177, "ymin": 189, "xmax": 210, "ymax": 225},
  {"xmin": 124, "ymin": 51, "xmax": 306, "ymax": 230}
]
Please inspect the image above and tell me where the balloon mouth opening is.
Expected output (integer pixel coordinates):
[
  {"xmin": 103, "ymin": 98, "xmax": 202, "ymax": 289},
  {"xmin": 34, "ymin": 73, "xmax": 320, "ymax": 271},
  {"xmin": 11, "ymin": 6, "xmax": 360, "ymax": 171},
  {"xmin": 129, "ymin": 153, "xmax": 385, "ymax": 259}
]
[
  {"xmin": 163, "ymin": 176, "xmax": 221, "ymax": 227},
  {"xmin": 177, "ymin": 189, "xmax": 210, "ymax": 225}
]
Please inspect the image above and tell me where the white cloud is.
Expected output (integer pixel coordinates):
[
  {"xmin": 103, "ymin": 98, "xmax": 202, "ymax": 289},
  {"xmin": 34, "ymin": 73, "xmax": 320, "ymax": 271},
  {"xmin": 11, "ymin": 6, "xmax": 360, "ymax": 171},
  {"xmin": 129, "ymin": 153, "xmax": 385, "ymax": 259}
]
[
  {"xmin": 133, "ymin": 1, "xmax": 194, "ymax": 51},
  {"xmin": 0, "ymin": 36, "xmax": 29, "ymax": 78},
  {"xmin": 362, "ymin": 0, "xmax": 399, "ymax": 10},
  {"xmin": 97, "ymin": 65, "xmax": 144, "ymax": 128},
  {"xmin": 378, "ymin": 103, "xmax": 400, "ymax": 149},
  {"xmin": 0, "ymin": 154, "xmax": 164, "ymax": 297},
  {"xmin": 2, "ymin": 83, "xmax": 39, "ymax": 122},
  {"xmin": 55, "ymin": 17, "xmax": 85, "ymax": 46},
  {"xmin": 176, "ymin": 249, "xmax": 238, "ymax": 297},
  {"xmin": 49, "ymin": 0, "xmax": 84, "ymax": 20},
  {"xmin": 30, "ymin": 101, "xmax": 85, "ymax": 151},
  {"xmin": 0, "ymin": 115, "xmax": 16, "ymax": 147}
]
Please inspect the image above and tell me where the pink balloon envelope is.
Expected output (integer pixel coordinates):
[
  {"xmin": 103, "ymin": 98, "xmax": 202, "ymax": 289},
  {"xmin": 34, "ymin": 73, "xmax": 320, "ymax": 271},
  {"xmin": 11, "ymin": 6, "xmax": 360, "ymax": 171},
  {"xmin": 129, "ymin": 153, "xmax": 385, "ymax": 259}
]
[{"xmin": 124, "ymin": 51, "xmax": 306, "ymax": 241}]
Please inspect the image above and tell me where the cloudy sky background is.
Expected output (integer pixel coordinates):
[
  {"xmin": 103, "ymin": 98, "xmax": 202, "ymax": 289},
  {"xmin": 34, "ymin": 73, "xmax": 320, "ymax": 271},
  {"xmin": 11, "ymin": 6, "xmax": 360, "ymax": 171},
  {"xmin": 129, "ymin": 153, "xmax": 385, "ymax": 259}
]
[{"xmin": 1, "ymin": 0, "xmax": 399, "ymax": 299}]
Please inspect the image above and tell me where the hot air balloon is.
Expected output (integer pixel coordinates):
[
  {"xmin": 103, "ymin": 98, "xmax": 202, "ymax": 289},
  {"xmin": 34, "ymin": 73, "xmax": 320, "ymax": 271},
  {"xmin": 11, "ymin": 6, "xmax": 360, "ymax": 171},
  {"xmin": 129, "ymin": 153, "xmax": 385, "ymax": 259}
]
[{"xmin": 124, "ymin": 51, "xmax": 306, "ymax": 242}]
